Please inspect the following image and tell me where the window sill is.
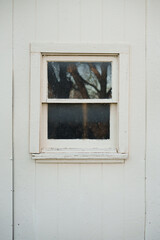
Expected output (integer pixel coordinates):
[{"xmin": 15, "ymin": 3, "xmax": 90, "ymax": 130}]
[{"xmin": 32, "ymin": 149, "xmax": 128, "ymax": 164}]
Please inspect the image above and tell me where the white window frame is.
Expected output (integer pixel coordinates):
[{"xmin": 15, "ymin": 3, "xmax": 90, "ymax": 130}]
[
  {"xmin": 30, "ymin": 43, "xmax": 129, "ymax": 163},
  {"xmin": 42, "ymin": 55, "xmax": 117, "ymax": 151}
]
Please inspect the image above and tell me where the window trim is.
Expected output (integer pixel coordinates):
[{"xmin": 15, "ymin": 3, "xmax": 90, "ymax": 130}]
[{"xmin": 30, "ymin": 43, "xmax": 129, "ymax": 163}]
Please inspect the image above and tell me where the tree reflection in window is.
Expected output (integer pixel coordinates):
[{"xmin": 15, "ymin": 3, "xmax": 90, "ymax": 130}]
[{"xmin": 48, "ymin": 62, "xmax": 112, "ymax": 99}]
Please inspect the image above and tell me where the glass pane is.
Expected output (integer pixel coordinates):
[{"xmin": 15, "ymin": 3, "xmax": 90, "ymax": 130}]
[
  {"xmin": 48, "ymin": 62, "xmax": 112, "ymax": 99},
  {"xmin": 48, "ymin": 103, "xmax": 110, "ymax": 139}
]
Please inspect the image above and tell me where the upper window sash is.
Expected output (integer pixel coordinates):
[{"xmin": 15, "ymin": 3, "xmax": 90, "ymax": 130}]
[{"xmin": 41, "ymin": 55, "xmax": 118, "ymax": 103}]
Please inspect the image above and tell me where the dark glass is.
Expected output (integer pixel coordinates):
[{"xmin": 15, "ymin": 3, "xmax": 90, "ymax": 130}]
[
  {"xmin": 48, "ymin": 104, "xmax": 110, "ymax": 139},
  {"xmin": 48, "ymin": 62, "xmax": 112, "ymax": 99}
]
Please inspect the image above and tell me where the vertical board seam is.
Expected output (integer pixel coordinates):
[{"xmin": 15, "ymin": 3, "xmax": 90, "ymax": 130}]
[
  {"xmin": 144, "ymin": 0, "xmax": 148, "ymax": 239},
  {"xmin": 12, "ymin": 0, "xmax": 14, "ymax": 239}
]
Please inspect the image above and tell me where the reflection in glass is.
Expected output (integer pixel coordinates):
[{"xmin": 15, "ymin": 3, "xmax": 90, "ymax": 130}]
[
  {"xmin": 48, "ymin": 104, "xmax": 110, "ymax": 139},
  {"xmin": 48, "ymin": 62, "xmax": 112, "ymax": 99}
]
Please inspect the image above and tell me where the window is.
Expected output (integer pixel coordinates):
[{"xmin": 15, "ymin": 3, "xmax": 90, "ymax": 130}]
[{"xmin": 30, "ymin": 44, "xmax": 129, "ymax": 163}]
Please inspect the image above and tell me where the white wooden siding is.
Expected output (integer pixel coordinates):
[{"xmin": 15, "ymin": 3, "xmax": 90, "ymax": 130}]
[
  {"xmin": 0, "ymin": 0, "xmax": 12, "ymax": 239},
  {"xmin": 13, "ymin": 0, "xmax": 36, "ymax": 239},
  {"xmin": 146, "ymin": 0, "xmax": 160, "ymax": 239},
  {"xmin": 1, "ymin": 0, "xmax": 160, "ymax": 239},
  {"xmin": 14, "ymin": 0, "xmax": 146, "ymax": 240}
]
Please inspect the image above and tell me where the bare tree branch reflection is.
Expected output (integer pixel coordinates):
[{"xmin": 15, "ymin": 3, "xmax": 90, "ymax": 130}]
[{"xmin": 48, "ymin": 62, "xmax": 112, "ymax": 99}]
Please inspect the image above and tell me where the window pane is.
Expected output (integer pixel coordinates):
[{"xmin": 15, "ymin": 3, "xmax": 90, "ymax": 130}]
[
  {"xmin": 48, "ymin": 103, "xmax": 110, "ymax": 139},
  {"xmin": 48, "ymin": 62, "xmax": 112, "ymax": 99}
]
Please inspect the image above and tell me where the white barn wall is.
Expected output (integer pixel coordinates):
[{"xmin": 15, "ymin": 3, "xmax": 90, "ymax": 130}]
[
  {"xmin": 13, "ymin": 0, "xmax": 146, "ymax": 240},
  {"xmin": 13, "ymin": 0, "xmax": 36, "ymax": 239},
  {"xmin": 0, "ymin": 0, "xmax": 158, "ymax": 239},
  {"xmin": 124, "ymin": 1, "xmax": 146, "ymax": 239},
  {"xmin": 7, "ymin": 0, "xmax": 160, "ymax": 239},
  {"xmin": 35, "ymin": 1, "xmax": 125, "ymax": 238},
  {"xmin": 146, "ymin": 0, "xmax": 160, "ymax": 239},
  {"xmin": 0, "ymin": 0, "xmax": 12, "ymax": 239},
  {"xmin": 35, "ymin": 1, "xmax": 145, "ymax": 240}
]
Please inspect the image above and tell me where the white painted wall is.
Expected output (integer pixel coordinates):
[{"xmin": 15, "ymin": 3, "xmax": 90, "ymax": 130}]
[
  {"xmin": 1, "ymin": 0, "xmax": 160, "ymax": 240},
  {"xmin": 13, "ymin": 1, "xmax": 146, "ymax": 240},
  {"xmin": 0, "ymin": 0, "xmax": 12, "ymax": 239},
  {"xmin": 146, "ymin": 1, "xmax": 160, "ymax": 239}
]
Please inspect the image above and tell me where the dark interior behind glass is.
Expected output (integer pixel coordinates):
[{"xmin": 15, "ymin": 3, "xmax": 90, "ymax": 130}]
[{"xmin": 48, "ymin": 103, "xmax": 110, "ymax": 139}]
